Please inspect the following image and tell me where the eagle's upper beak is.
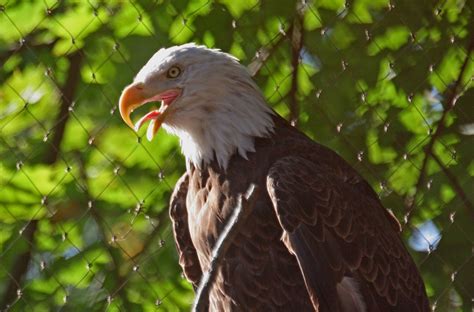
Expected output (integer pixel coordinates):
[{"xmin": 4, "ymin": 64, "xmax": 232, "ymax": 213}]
[{"xmin": 119, "ymin": 83, "xmax": 147, "ymax": 130}]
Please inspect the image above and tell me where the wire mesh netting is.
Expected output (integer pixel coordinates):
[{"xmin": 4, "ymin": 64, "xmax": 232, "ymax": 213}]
[{"xmin": 0, "ymin": 0, "xmax": 473, "ymax": 311}]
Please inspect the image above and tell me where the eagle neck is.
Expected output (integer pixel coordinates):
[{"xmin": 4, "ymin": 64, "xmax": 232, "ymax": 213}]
[{"xmin": 165, "ymin": 92, "xmax": 275, "ymax": 170}]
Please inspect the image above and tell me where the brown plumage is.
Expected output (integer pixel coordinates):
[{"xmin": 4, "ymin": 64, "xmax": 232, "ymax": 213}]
[
  {"xmin": 118, "ymin": 43, "xmax": 430, "ymax": 311},
  {"xmin": 170, "ymin": 116, "xmax": 430, "ymax": 311}
]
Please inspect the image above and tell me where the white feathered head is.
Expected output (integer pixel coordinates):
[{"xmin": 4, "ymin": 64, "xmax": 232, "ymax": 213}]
[{"xmin": 119, "ymin": 43, "xmax": 274, "ymax": 169}]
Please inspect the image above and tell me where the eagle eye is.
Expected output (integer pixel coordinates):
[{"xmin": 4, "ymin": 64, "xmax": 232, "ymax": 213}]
[{"xmin": 166, "ymin": 66, "xmax": 181, "ymax": 78}]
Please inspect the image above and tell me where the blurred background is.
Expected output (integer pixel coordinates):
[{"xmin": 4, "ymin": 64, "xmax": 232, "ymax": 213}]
[{"xmin": 0, "ymin": 0, "xmax": 473, "ymax": 311}]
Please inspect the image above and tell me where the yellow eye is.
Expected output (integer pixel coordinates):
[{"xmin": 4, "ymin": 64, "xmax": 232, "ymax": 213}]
[{"xmin": 167, "ymin": 66, "xmax": 181, "ymax": 78}]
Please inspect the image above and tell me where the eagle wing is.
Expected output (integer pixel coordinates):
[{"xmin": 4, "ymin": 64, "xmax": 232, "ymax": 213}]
[
  {"xmin": 266, "ymin": 156, "xmax": 429, "ymax": 312},
  {"xmin": 169, "ymin": 173, "xmax": 202, "ymax": 288}
]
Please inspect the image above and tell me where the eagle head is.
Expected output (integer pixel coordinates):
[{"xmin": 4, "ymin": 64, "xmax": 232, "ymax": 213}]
[{"xmin": 119, "ymin": 43, "xmax": 274, "ymax": 169}]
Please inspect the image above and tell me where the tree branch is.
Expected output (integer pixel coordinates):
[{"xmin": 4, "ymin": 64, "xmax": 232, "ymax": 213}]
[
  {"xmin": 430, "ymin": 152, "xmax": 474, "ymax": 219},
  {"xmin": 44, "ymin": 52, "xmax": 83, "ymax": 164},
  {"xmin": 404, "ymin": 35, "xmax": 474, "ymax": 224},
  {"xmin": 192, "ymin": 184, "xmax": 259, "ymax": 312},
  {"xmin": 288, "ymin": 4, "xmax": 305, "ymax": 127},
  {"xmin": 247, "ymin": 25, "xmax": 290, "ymax": 77},
  {"xmin": 0, "ymin": 38, "xmax": 58, "ymax": 67},
  {"xmin": 1, "ymin": 220, "xmax": 37, "ymax": 310}
]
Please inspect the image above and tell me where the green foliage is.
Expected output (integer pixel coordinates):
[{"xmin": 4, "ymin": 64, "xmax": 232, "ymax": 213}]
[{"xmin": 0, "ymin": 0, "xmax": 473, "ymax": 311}]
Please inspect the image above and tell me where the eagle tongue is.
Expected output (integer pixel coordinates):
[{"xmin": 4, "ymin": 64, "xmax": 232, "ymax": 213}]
[{"xmin": 134, "ymin": 110, "xmax": 161, "ymax": 132}]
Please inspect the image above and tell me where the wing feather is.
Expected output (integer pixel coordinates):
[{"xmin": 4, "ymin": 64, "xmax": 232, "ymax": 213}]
[
  {"xmin": 169, "ymin": 173, "xmax": 202, "ymax": 288},
  {"xmin": 267, "ymin": 156, "xmax": 430, "ymax": 312}
]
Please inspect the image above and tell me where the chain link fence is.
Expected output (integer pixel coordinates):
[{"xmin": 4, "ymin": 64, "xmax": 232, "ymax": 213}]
[{"xmin": 0, "ymin": 0, "xmax": 473, "ymax": 311}]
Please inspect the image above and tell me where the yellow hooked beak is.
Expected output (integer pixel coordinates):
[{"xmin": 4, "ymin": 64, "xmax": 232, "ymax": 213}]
[{"xmin": 119, "ymin": 83, "xmax": 147, "ymax": 129}]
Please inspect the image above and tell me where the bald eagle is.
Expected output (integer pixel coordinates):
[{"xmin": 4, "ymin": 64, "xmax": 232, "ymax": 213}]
[{"xmin": 119, "ymin": 43, "xmax": 430, "ymax": 311}]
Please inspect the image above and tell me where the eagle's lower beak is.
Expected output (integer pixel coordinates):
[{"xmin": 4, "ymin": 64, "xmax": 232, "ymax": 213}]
[{"xmin": 119, "ymin": 83, "xmax": 146, "ymax": 129}]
